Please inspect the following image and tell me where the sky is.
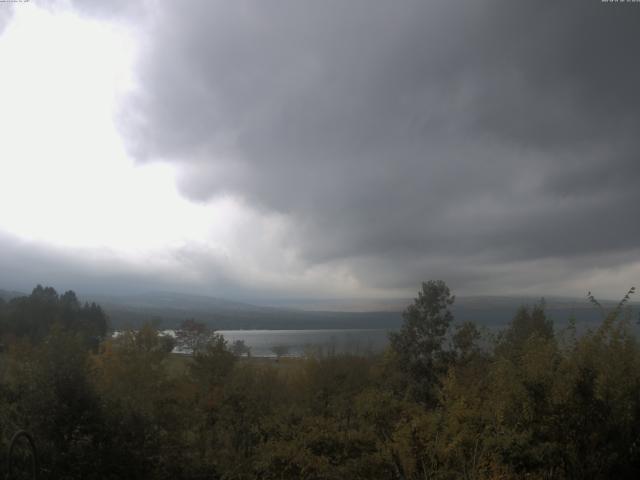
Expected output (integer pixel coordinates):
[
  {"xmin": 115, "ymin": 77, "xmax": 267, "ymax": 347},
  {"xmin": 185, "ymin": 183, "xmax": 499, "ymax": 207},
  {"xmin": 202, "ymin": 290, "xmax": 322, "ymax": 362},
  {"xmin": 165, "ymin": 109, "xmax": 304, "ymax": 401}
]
[{"xmin": 0, "ymin": 0, "xmax": 639, "ymax": 302}]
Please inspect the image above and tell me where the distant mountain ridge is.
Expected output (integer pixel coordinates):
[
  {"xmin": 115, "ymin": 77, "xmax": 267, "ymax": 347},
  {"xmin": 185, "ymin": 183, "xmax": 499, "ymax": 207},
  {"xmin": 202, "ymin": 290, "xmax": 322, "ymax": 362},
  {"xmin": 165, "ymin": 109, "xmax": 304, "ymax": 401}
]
[
  {"xmin": 81, "ymin": 291, "xmax": 403, "ymax": 330},
  {"xmin": 0, "ymin": 289, "xmax": 26, "ymax": 301},
  {"xmin": 2, "ymin": 287, "xmax": 637, "ymax": 331},
  {"xmin": 87, "ymin": 291, "xmax": 271, "ymax": 314},
  {"xmin": 81, "ymin": 291, "xmax": 637, "ymax": 331}
]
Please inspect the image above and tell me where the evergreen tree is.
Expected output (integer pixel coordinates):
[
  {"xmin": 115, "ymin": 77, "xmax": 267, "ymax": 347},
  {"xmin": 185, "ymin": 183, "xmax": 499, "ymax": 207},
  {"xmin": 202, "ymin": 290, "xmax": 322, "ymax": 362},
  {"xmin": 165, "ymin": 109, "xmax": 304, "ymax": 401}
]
[{"xmin": 388, "ymin": 280, "xmax": 455, "ymax": 404}]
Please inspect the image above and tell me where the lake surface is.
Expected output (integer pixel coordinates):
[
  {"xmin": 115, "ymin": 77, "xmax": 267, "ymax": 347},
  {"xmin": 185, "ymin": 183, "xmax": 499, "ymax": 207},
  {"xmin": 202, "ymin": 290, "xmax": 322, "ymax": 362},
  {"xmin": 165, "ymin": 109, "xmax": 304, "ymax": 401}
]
[
  {"xmin": 217, "ymin": 329, "xmax": 392, "ymax": 357},
  {"xmin": 114, "ymin": 328, "xmax": 394, "ymax": 357}
]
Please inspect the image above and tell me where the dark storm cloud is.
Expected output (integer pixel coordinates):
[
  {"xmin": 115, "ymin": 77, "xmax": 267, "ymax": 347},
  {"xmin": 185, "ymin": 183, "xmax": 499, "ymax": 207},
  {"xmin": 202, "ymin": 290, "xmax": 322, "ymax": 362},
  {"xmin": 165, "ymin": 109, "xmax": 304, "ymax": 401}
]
[{"xmin": 104, "ymin": 1, "xmax": 640, "ymax": 292}]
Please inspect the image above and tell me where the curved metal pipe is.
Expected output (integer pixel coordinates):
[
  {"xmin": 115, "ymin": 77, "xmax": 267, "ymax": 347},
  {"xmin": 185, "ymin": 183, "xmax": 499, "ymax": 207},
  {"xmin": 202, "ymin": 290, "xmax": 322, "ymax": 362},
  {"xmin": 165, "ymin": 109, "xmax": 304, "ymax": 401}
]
[{"xmin": 7, "ymin": 430, "xmax": 38, "ymax": 480}]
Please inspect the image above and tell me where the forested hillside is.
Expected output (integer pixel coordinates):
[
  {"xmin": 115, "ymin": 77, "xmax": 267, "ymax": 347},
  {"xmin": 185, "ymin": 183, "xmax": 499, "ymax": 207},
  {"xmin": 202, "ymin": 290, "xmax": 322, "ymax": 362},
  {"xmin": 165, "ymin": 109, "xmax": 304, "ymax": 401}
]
[
  {"xmin": 87, "ymin": 291, "xmax": 403, "ymax": 330},
  {"xmin": 46, "ymin": 290, "xmax": 622, "ymax": 331},
  {"xmin": 0, "ymin": 281, "xmax": 639, "ymax": 479}
]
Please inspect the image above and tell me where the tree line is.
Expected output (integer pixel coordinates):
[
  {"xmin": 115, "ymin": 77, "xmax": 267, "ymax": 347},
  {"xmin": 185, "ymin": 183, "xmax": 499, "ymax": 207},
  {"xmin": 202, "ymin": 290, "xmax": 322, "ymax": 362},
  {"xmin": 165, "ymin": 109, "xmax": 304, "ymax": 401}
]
[{"xmin": 0, "ymin": 281, "xmax": 639, "ymax": 479}]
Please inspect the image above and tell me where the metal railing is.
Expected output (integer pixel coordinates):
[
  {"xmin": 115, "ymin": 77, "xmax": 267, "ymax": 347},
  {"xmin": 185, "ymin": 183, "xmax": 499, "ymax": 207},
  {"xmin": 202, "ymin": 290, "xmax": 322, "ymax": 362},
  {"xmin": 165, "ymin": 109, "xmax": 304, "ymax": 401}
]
[{"xmin": 6, "ymin": 430, "xmax": 38, "ymax": 480}]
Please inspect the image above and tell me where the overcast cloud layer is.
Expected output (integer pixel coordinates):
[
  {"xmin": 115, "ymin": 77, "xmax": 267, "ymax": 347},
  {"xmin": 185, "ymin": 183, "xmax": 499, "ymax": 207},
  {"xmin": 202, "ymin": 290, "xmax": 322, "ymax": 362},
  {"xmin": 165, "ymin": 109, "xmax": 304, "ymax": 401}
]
[{"xmin": 2, "ymin": 1, "xmax": 640, "ymax": 300}]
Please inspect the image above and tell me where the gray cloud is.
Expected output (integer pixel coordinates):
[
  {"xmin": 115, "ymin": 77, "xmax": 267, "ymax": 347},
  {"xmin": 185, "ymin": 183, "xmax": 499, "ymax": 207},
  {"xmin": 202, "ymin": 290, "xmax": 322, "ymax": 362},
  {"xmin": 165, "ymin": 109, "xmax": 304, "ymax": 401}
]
[
  {"xmin": 4, "ymin": 0, "xmax": 638, "ymax": 299},
  {"xmin": 66, "ymin": 0, "xmax": 147, "ymax": 23},
  {"xmin": 0, "ymin": 4, "xmax": 15, "ymax": 34},
  {"xmin": 0, "ymin": 231, "xmax": 256, "ymax": 298},
  {"xmin": 108, "ymin": 0, "xmax": 640, "ymax": 294}
]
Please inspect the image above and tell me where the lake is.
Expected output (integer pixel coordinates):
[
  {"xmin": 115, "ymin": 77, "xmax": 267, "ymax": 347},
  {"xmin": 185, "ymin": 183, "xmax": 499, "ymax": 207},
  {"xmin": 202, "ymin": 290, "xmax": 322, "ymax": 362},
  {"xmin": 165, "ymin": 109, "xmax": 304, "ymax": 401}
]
[
  {"xmin": 114, "ymin": 328, "xmax": 395, "ymax": 357},
  {"xmin": 217, "ymin": 329, "xmax": 392, "ymax": 357}
]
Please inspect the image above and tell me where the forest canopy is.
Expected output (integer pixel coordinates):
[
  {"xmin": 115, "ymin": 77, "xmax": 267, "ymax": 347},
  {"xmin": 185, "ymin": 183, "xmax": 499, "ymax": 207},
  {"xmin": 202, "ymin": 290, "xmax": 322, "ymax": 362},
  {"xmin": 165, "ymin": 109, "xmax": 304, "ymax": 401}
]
[
  {"xmin": 0, "ymin": 285, "xmax": 107, "ymax": 345},
  {"xmin": 0, "ymin": 282, "xmax": 639, "ymax": 479}
]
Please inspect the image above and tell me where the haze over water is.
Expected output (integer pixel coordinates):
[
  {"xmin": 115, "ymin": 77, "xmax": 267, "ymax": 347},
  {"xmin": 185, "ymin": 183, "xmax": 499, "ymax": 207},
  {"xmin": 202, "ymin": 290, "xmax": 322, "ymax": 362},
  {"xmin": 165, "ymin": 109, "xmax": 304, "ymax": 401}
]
[{"xmin": 218, "ymin": 329, "xmax": 391, "ymax": 357}]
